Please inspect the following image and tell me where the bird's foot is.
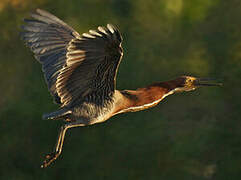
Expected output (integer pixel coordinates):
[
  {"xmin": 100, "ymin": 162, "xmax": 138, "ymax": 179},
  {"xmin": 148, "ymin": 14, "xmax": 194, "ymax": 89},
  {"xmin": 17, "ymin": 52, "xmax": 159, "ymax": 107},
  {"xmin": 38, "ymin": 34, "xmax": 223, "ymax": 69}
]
[{"xmin": 41, "ymin": 152, "xmax": 59, "ymax": 168}]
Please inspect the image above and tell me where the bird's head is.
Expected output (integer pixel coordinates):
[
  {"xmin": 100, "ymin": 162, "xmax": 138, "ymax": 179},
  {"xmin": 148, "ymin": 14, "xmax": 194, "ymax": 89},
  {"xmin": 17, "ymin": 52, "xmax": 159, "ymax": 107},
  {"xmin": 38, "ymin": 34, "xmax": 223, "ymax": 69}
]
[{"xmin": 174, "ymin": 76, "xmax": 222, "ymax": 92}]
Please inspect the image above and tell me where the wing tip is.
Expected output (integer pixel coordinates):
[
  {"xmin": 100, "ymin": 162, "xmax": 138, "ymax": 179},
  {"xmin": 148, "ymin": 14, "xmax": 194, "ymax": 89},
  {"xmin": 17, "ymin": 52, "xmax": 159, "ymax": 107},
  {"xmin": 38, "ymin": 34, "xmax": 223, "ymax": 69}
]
[
  {"xmin": 35, "ymin": 8, "xmax": 50, "ymax": 16},
  {"xmin": 107, "ymin": 24, "xmax": 115, "ymax": 33},
  {"xmin": 106, "ymin": 23, "xmax": 122, "ymax": 42},
  {"xmin": 83, "ymin": 24, "xmax": 122, "ymax": 42}
]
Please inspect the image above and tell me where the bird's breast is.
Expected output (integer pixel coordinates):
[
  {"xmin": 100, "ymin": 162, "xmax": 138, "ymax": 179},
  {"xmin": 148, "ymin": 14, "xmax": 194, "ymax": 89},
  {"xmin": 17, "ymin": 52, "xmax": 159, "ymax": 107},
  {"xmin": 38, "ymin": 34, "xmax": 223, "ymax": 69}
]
[{"xmin": 71, "ymin": 99, "xmax": 116, "ymax": 125}]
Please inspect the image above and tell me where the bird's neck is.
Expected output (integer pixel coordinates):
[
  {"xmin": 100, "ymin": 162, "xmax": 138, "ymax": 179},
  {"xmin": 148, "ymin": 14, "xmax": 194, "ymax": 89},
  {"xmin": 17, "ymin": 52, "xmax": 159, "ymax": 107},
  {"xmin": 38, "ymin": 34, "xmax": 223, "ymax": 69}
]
[{"xmin": 114, "ymin": 79, "xmax": 181, "ymax": 114}]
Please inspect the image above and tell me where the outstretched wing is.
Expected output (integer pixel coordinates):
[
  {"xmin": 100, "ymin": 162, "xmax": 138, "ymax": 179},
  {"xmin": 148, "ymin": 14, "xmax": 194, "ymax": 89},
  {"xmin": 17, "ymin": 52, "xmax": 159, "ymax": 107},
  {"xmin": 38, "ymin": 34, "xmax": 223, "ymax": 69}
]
[{"xmin": 21, "ymin": 9, "xmax": 123, "ymax": 106}]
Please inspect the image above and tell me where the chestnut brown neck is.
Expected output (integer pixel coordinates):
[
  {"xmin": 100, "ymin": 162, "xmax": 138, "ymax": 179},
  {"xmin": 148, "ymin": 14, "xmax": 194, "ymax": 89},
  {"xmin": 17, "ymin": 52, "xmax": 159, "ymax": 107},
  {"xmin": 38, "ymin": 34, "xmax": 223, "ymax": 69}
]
[{"xmin": 115, "ymin": 79, "xmax": 182, "ymax": 114}]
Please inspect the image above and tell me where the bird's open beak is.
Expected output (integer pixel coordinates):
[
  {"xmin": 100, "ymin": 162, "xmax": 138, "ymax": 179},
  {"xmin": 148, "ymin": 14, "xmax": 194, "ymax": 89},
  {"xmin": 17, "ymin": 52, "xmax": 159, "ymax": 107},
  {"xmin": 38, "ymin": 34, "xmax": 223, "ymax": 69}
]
[{"xmin": 194, "ymin": 78, "xmax": 223, "ymax": 87}]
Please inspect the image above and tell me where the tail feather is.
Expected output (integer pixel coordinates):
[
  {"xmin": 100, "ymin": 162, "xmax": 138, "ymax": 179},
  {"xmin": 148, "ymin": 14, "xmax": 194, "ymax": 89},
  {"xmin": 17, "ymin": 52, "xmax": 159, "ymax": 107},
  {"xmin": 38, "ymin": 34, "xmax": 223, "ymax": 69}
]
[{"xmin": 42, "ymin": 108, "xmax": 72, "ymax": 120}]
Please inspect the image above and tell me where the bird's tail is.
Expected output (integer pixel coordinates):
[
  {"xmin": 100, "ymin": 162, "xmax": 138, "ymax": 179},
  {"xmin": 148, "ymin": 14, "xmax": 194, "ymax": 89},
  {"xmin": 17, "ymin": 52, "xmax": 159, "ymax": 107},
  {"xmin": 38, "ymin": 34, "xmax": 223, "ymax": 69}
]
[{"xmin": 42, "ymin": 108, "xmax": 72, "ymax": 120}]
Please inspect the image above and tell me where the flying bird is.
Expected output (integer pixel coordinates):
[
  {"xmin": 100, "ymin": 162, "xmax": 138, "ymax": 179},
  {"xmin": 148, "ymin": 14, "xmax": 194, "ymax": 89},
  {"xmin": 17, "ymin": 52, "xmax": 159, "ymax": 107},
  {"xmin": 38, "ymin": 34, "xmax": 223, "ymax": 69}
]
[{"xmin": 20, "ymin": 9, "xmax": 221, "ymax": 168}]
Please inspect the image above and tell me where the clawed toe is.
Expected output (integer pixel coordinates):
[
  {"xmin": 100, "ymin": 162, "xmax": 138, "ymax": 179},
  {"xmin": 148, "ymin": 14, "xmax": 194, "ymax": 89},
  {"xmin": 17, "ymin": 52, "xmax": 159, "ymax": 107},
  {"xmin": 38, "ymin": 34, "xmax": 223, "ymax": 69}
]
[{"xmin": 41, "ymin": 152, "xmax": 59, "ymax": 168}]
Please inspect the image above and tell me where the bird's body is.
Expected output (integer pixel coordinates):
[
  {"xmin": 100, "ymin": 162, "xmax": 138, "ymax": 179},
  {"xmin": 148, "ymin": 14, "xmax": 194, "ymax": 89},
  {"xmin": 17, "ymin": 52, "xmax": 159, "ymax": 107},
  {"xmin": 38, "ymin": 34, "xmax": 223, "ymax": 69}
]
[
  {"xmin": 21, "ymin": 9, "xmax": 221, "ymax": 168},
  {"xmin": 44, "ymin": 80, "xmax": 186, "ymax": 125}
]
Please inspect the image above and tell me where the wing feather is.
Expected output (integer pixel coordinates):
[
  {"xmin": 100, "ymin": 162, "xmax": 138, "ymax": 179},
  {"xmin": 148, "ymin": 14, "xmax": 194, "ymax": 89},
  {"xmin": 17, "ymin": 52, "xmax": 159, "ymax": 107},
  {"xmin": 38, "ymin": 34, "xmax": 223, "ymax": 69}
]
[
  {"xmin": 56, "ymin": 24, "xmax": 123, "ymax": 106},
  {"xmin": 21, "ymin": 9, "xmax": 123, "ymax": 106},
  {"xmin": 21, "ymin": 9, "xmax": 80, "ymax": 104}
]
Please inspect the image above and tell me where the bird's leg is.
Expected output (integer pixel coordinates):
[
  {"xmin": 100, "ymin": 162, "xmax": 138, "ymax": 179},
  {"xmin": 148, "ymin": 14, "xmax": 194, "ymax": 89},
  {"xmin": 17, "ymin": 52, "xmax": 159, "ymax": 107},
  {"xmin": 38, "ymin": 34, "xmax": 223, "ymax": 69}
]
[
  {"xmin": 41, "ymin": 125, "xmax": 67, "ymax": 168},
  {"xmin": 41, "ymin": 122, "xmax": 85, "ymax": 168}
]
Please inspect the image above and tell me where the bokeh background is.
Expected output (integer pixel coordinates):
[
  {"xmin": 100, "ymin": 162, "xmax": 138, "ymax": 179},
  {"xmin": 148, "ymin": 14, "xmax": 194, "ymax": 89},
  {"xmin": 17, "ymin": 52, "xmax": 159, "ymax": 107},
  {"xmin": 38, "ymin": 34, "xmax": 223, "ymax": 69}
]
[{"xmin": 0, "ymin": 0, "xmax": 241, "ymax": 179}]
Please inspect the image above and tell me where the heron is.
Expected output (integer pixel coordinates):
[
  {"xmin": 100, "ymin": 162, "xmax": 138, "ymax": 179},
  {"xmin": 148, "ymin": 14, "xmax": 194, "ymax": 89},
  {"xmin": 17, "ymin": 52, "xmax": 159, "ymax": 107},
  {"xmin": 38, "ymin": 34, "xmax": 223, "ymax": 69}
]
[{"xmin": 20, "ymin": 9, "xmax": 222, "ymax": 168}]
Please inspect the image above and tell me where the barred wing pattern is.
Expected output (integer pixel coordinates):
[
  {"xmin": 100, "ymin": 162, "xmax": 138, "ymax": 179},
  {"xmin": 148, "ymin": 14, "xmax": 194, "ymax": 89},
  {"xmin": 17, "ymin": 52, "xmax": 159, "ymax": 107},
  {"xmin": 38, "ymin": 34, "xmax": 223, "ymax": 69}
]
[{"xmin": 21, "ymin": 9, "xmax": 123, "ymax": 106}]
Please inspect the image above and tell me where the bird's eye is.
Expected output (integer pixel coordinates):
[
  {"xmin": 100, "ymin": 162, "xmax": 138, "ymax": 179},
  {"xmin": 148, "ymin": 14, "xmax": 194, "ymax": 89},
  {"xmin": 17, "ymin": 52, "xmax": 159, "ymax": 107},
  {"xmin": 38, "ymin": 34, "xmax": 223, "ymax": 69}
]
[{"xmin": 186, "ymin": 79, "xmax": 193, "ymax": 85}]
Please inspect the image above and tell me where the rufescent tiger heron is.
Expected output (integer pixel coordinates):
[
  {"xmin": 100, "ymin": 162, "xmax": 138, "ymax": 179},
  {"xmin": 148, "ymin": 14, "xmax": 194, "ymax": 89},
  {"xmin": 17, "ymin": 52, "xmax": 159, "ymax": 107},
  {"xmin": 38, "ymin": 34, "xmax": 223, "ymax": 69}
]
[{"xmin": 20, "ymin": 9, "xmax": 222, "ymax": 168}]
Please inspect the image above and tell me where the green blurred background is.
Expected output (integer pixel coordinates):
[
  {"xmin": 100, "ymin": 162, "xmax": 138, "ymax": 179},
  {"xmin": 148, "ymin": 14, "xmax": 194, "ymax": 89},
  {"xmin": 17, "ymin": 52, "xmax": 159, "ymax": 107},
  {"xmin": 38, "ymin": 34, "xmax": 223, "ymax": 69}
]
[{"xmin": 0, "ymin": 0, "xmax": 241, "ymax": 179}]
